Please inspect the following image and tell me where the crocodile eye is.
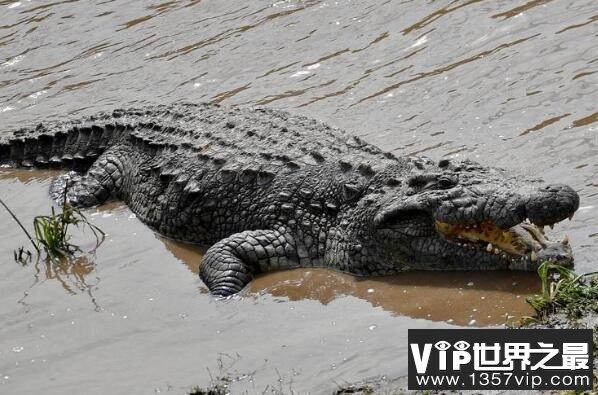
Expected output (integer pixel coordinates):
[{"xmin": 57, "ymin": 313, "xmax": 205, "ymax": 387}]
[
  {"xmin": 454, "ymin": 340, "xmax": 470, "ymax": 351},
  {"xmin": 434, "ymin": 341, "xmax": 451, "ymax": 351},
  {"xmin": 437, "ymin": 177, "xmax": 457, "ymax": 189}
]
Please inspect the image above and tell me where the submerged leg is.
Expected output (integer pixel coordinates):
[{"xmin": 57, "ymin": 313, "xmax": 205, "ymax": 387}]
[
  {"xmin": 199, "ymin": 229, "xmax": 298, "ymax": 296},
  {"xmin": 50, "ymin": 149, "xmax": 124, "ymax": 208}
]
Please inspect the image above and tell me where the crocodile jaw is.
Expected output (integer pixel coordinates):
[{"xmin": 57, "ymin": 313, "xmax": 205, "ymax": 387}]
[{"xmin": 435, "ymin": 218, "xmax": 572, "ymax": 267}]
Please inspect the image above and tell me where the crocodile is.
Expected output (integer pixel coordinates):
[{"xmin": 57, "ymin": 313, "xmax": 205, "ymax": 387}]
[{"xmin": 0, "ymin": 102, "xmax": 579, "ymax": 296}]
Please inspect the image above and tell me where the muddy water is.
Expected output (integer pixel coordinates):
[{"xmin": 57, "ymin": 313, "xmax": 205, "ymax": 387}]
[
  {"xmin": 0, "ymin": 170, "xmax": 538, "ymax": 393},
  {"xmin": 162, "ymin": 234, "xmax": 538, "ymax": 327},
  {"xmin": 0, "ymin": 0, "xmax": 596, "ymax": 393}
]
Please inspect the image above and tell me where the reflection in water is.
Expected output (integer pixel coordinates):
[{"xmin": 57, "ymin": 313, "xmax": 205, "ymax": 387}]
[
  {"xmin": 250, "ymin": 269, "xmax": 538, "ymax": 327},
  {"xmin": 159, "ymin": 236, "xmax": 204, "ymax": 275},
  {"xmin": 0, "ymin": 168, "xmax": 64, "ymax": 183},
  {"xmin": 0, "ymin": 169, "xmax": 542, "ymax": 326},
  {"xmin": 0, "ymin": 0, "xmax": 596, "ymax": 390},
  {"xmin": 19, "ymin": 256, "xmax": 100, "ymax": 311},
  {"xmin": 571, "ymin": 111, "xmax": 598, "ymax": 128},
  {"xmin": 520, "ymin": 113, "xmax": 571, "ymax": 135},
  {"xmin": 41, "ymin": 257, "xmax": 97, "ymax": 295},
  {"xmin": 491, "ymin": 0, "xmax": 555, "ymax": 20},
  {"xmin": 355, "ymin": 34, "xmax": 540, "ymax": 105},
  {"xmin": 1, "ymin": 169, "xmax": 102, "ymax": 309},
  {"xmin": 401, "ymin": 0, "xmax": 485, "ymax": 35},
  {"xmin": 158, "ymin": 236, "xmax": 538, "ymax": 327}
]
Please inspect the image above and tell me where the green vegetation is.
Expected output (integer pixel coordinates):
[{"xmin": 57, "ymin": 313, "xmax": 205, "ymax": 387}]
[
  {"xmin": 32, "ymin": 203, "xmax": 104, "ymax": 262},
  {"xmin": 0, "ymin": 189, "xmax": 104, "ymax": 263},
  {"xmin": 525, "ymin": 262, "xmax": 598, "ymax": 391},
  {"xmin": 526, "ymin": 261, "xmax": 598, "ymax": 321}
]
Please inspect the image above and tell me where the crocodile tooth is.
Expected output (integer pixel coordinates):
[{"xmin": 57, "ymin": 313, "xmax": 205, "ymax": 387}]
[
  {"xmin": 494, "ymin": 248, "xmax": 500, "ymax": 255},
  {"xmin": 530, "ymin": 251, "xmax": 538, "ymax": 262},
  {"xmin": 562, "ymin": 235, "xmax": 570, "ymax": 245},
  {"xmin": 486, "ymin": 243, "xmax": 493, "ymax": 252}
]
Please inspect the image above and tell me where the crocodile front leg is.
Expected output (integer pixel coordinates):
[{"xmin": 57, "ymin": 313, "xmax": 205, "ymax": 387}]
[
  {"xmin": 49, "ymin": 147, "xmax": 125, "ymax": 207},
  {"xmin": 199, "ymin": 229, "xmax": 299, "ymax": 296}
]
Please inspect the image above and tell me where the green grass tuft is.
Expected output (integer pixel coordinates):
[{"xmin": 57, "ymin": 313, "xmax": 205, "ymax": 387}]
[
  {"xmin": 1, "ymin": 188, "xmax": 105, "ymax": 263},
  {"xmin": 33, "ymin": 202, "xmax": 105, "ymax": 262},
  {"xmin": 526, "ymin": 261, "xmax": 598, "ymax": 320}
]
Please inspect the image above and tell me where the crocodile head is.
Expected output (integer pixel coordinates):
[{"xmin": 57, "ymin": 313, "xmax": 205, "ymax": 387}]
[{"xmin": 368, "ymin": 158, "xmax": 579, "ymax": 271}]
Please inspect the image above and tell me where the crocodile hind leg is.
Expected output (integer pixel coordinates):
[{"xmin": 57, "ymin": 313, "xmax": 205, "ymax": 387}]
[
  {"xmin": 199, "ymin": 229, "xmax": 299, "ymax": 296},
  {"xmin": 50, "ymin": 148, "xmax": 124, "ymax": 208}
]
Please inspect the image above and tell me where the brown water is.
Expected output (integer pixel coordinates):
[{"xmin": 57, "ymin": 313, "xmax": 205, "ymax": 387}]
[
  {"xmin": 162, "ymin": 232, "xmax": 538, "ymax": 327},
  {"xmin": 0, "ymin": 1, "xmax": 596, "ymax": 393},
  {"xmin": 0, "ymin": 170, "xmax": 539, "ymax": 394}
]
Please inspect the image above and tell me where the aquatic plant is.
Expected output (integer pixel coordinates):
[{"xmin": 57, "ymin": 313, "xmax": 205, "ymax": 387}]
[
  {"xmin": 526, "ymin": 261, "xmax": 598, "ymax": 320},
  {"xmin": 33, "ymin": 202, "xmax": 105, "ymax": 262},
  {"xmin": 0, "ymin": 189, "xmax": 105, "ymax": 263}
]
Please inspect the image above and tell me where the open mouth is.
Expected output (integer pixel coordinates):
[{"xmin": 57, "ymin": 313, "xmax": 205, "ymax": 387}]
[
  {"xmin": 374, "ymin": 184, "xmax": 578, "ymax": 270},
  {"xmin": 434, "ymin": 218, "xmax": 571, "ymax": 265}
]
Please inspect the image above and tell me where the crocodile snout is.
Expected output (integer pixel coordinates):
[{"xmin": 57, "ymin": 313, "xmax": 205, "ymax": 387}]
[{"xmin": 525, "ymin": 184, "xmax": 580, "ymax": 226}]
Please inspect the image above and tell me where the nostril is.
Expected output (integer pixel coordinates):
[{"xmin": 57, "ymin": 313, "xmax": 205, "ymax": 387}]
[
  {"xmin": 438, "ymin": 159, "xmax": 450, "ymax": 168},
  {"xmin": 542, "ymin": 184, "xmax": 561, "ymax": 192}
]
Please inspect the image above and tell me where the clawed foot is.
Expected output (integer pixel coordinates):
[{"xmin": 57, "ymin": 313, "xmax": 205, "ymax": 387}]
[
  {"xmin": 50, "ymin": 171, "xmax": 80, "ymax": 203},
  {"xmin": 49, "ymin": 171, "xmax": 104, "ymax": 207}
]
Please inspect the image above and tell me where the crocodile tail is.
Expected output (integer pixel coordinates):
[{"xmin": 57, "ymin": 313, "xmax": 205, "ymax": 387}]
[{"xmin": 0, "ymin": 121, "xmax": 127, "ymax": 169}]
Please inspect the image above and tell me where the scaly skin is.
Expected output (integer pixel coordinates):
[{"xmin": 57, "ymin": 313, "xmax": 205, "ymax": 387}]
[{"xmin": 0, "ymin": 103, "xmax": 579, "ymax": 296}]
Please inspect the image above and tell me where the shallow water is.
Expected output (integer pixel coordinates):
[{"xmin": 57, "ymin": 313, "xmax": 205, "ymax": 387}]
[
  {"xmin": 0, "ymin": 170, "xmax": 538, "ymax": 393},
  {"xmin": 0, "ymin": 0, "xmax": 597, "ymax": 393},
  {"xmin": 161, "ymin": 225, "xmax": 539, "ymax": 328}
]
